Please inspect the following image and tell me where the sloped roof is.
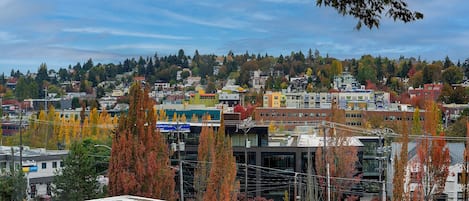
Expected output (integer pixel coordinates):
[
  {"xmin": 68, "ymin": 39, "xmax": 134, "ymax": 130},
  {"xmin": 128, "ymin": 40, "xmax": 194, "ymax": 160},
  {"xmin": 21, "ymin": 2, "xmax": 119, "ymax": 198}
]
[{"xmin": 395, "ymin": 142, "xmax": 464, "ymax": 166}]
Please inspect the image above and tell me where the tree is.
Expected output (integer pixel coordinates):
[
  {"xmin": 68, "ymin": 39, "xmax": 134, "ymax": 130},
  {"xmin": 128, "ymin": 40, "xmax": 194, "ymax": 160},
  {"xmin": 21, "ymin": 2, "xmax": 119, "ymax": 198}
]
[
  {"xmin": 423, "ymin": 64, "xmax": 442, "ymax": 84},
  {"xmin": 108, "ymin": 82, "xmax": 176, "ymax": 200},
  {"xmin": 357, "ymin": 55, "xmax": 377, "ymax": 84},
  {"xmin": 315, "ymin": 104, "xmax": 360, "ymax": 200},
  {"xmin": 53, "ymin": 140, "xmax": 101, "ymax": 201},
  {"xmin": 393, "ymin": 113, "xmax": 410, "ymax": 200},
  {"xmin": 462, "ymin": 122, "xmax": 469, "ymax": 200},
  {"xmin": 330, "ymin": 59, "xmax": 343, "ymax": 77},
  {"xmin": 413, "ymin": 101, "xmax": 450, "ymax": 200},
  {"xmin": 0, "ymin": 153, "xmax": 27, "ymax": 201},
  {"xmin": 194, "ymin": 116, "xmax": 215, "ymax": 201},
  {"xmin": 202, "ymin": 117, "xmax": 239, "ymax": 201},
  {"xmin": 441, "ymin": 66, "xmax": 464, "ymax": 84},
  {"xmin": 316, "ymin": 0, "xmax": 423, "ymax": 29}
]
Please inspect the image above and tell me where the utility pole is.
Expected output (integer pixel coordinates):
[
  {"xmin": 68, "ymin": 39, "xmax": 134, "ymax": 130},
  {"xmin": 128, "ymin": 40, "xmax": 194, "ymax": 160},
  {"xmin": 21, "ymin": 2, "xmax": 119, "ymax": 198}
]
[
  {"xmin": 376, "ymin": 131, "xmax": 388, "ymax": 201},
  {"xmin": 322, "ymin": 121, "xmax": 328, "ymax": 201},
  {"xmin": 294, "ymin": 173, "xmax": 297, "ymax": 201},
  {"xmin": 19, "ymin": 105, "xmax": 23, "ymax": 168},
  {"xmin": 239, "ymin": 117, "xmax": 253, "ymax": 197},
  {"xmin": 327, "ymin": 163, "xmax": 330, "ymax": 201},
  {"xmin": 44, "ymin": 87, "xmax": 49, "ymax": 149},
  {"xmin": 177, "ymin": 121, "xmax": 184, "ymax": 201}
]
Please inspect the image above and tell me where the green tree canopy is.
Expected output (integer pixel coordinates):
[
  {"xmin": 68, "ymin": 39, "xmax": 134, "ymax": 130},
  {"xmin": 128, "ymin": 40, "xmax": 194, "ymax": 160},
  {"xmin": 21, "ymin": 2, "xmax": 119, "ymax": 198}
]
[
  {"xmin": 316, "ymin": 0, "xmax": 423, "ymax": 29},
  {"xmin": 53, "ymin": 140, "xmax": 101, "ymax": 201}
]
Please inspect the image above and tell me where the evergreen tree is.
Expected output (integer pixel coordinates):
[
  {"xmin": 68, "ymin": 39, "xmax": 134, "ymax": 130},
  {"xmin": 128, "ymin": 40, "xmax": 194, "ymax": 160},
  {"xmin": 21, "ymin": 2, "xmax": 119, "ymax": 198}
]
[
  {"xmin": 108, "ymin": 82, "xmax": 176, "ymax": 200},
  {"xmin": 53, "ymin": 141, "xmax": 101, "ymax": 201},
  {"xmin": 0, "ymin": 154, "xmax": 27, "ymax": 201}
]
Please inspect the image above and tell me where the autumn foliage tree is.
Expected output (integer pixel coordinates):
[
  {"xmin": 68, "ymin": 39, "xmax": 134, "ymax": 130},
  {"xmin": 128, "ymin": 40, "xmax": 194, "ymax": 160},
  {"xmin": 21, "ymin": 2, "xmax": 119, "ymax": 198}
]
[
  {"xmin": 194, "ymin": 116, "xmax": 239, "ymax": 201},
  {"xmin": 5, "ymin": 105, "xmax": 115, "ymax": 149},
  {"xmin": 393, "ymin": 113, "xmax": 410, "ymax": 200},
  {"xmin": 315, "ymin": 104, "xmax": 359, "ymax": 200},
  {"xmin": 462, "ymin": 122, "xmax": 469, "ymax": 200},
  {"xmin": 233, "ymin": 104, "xmax": 256, "ymax": 120},
  {"xmin": 413, "ymin": 101, "xmax": 450, "ymax": 200},
  {"xmin": 194, "ymin": 116, "xmax": 215, "ymax": 201},
  {"xmin": 108, "ymin": 82, "xmax": 176, "ymax": 200}
]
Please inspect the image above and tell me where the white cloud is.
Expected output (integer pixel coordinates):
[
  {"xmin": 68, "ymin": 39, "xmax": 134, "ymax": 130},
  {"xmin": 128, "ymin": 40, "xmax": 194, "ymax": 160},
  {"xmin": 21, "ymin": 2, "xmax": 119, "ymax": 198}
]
[
  {"xmin": 252, "ymin": 12, "xmax": 275, "ymax": 21},
  {"xmin": 0, "ymin": 31, "xmax": 26, "ymax": 44},
  {"xmin": 259, "ymin": 0, "xmax": 311, "ymax": 4},
  {"xmin": 157, "ymin": 7, "xmax": 248, "ymax": 29},
  {"xmin": 106, "ymin": 43, "xmax": 190, "ymax": 51},
  {"xmin": 62, "ymin": 27, "xmax": 192, "ymax": 40}
]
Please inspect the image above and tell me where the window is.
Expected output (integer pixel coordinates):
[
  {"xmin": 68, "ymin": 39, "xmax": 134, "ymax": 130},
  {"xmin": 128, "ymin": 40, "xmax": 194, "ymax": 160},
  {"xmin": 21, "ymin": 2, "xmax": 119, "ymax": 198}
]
[
  {"xmin": 60, "ymin": 161, "xmax": 64, "ymax": 167},
  {"xmin": 458, "ymin": 172, "xmax": 469, "ymax": 184},
  {"xmin": 52, "ymin": 162, "xmax": 57, "ymax": 168},
  {"xmin": 362, "ymin": 159, "xmax": 379, "ymax": 173},
  {"xmin": 410, "ymin": 172, "xmax": 420, "ymax": 183},
  {"xmin": 42, "ymin": 162, "xmax": 47, "ymax": 169}
]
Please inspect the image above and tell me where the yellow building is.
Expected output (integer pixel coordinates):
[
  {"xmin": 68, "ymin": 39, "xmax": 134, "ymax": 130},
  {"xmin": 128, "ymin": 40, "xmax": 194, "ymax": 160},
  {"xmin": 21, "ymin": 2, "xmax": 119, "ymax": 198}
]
[
  {"xmin": 189, "ymin": 90, "xmax": 219, "ymax": 107},
  {"xmin": 263, "ymin": 92, "xmax": 284, "ymax": 108}
]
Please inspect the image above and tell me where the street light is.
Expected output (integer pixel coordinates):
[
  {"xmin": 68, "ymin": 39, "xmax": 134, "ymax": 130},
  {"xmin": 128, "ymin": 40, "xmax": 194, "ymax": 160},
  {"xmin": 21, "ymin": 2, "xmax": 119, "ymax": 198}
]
[
  {"xmin": 94, "ymin": 144, "xmax": 112, "ymax": 150},
  {"xmin": 237, "ymin": 117, "xmax": 254, "ymax": 197}
]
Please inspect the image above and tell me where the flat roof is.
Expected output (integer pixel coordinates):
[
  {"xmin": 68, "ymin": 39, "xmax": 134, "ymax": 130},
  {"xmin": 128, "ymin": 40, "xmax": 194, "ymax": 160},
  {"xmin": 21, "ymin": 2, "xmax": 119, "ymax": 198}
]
[{"xmin": 87, "ymin": 195, "xmax": 164, "ymax": 201}]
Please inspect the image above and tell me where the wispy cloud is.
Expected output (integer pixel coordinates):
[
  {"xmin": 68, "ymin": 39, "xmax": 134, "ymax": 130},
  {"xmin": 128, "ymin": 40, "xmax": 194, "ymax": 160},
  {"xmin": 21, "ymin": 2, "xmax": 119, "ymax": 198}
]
[
  {"xmin": 259, "ymin": 0, "xmax": 311, "ymax": 4},
  {"xmin": 0, "ymin": 31, "xmax": 25, "ymax": 43},
  {"xmin": 106, "ymin": 43, "xmax": 191, "ymax": 51},
  {"xmin": 62, "ymin": 27, "xmax": 191, "ymax": 40},
  {"xmin": 157, "ymin": 7, "xmax": 247, "ymax": 29},
  {"xmin": 252, "ymin": 12, "xmax": 275, "ymax": 21}
]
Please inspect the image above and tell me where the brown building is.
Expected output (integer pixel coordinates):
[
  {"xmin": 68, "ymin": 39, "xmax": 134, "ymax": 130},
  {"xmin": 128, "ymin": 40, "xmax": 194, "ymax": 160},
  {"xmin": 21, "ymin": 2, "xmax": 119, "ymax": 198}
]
[{"xmin": 255, "ymin": 107, "xmax": 424, "ymax": 133}]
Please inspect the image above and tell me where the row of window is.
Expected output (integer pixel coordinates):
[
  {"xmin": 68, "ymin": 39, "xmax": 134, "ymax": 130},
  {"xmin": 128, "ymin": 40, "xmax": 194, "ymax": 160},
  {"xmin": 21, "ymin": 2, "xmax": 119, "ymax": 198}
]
[
  {"xmin": 385, "ymin": 116, "xmax": 424, "ymax": 121},
  {"xmin": 259, "ymin": 112, "xmax": 328, "ymax": 118},
  {"xmin": 41, "ymin": 161, "xmax": 64, "ymax": 169},
  {"xmin": 346, "ymin": 122, "xmax": 362, "ymax": 126},
  {"xmin": 345, "ymin": 113, "xmax": 363, "ymax": 118},
  {"xmin": 0, "ymin": 160, "xmax": 63, "ymax": 170}
]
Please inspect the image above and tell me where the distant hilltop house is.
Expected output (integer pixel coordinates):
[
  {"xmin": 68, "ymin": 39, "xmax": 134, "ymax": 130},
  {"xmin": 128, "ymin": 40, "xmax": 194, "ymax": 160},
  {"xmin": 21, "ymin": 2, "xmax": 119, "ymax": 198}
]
[
  {"xmin": 6, "ymin": 77, "xmax": 18, "ymax": 90},
  {"xmin": 185, "ymin": 76, "xmax": 201, "ymax": 87},
  {"xmin": 250, "ymin": 70, "xmax": 269, "ymax": 91}
]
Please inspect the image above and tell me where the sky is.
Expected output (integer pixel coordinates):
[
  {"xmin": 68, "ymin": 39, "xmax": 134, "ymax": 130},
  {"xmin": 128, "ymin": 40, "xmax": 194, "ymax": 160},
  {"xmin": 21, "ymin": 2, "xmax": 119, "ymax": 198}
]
[{"xmin": 1, "ymin": 0, "xmax": 469, "ymax": 74}]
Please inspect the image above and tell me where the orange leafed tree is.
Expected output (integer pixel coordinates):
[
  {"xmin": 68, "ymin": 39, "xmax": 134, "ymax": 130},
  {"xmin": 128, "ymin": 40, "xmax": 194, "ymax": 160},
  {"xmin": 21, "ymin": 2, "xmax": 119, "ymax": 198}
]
[
  {"xmin": 462, "ymin": 122, "xmax": 469, "ymax": 200},
  {"xmin": 315, "ymin": 103, "xmax": 360, "ymax": 200},
  {"xmin": 194, "ymin": 116, "xmax": 215, "ymax": 201},
  {"xmin": 393, "ymin": 112, "xmax": 410, "ymax": 200},
  {"xmin": 413, "ymin": 101, "xmax": 450, "ymax": 200},
  {"xmin": 108, "ymin": 82, "xmax": 176, "ymax": 200},
  {"xmin": 202, "ymin": 117, "xmax": 239, "ymax": 201}
]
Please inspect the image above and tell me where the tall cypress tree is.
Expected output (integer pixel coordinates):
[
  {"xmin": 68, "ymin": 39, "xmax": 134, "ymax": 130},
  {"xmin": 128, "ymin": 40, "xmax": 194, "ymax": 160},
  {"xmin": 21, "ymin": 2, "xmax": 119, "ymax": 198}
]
[
  {"xmin": 108, "ymin": 82, "xmax": 176, "ymax": 200},
  {"xmin": 202, "ymin": 117, "xmax": 238, "ymax": 201}
]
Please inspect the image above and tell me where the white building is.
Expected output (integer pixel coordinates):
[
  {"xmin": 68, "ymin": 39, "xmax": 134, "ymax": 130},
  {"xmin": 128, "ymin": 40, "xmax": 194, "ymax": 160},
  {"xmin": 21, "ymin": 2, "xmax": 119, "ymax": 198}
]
[
  {"xmin": 333, "ymin": 71, "xmax": 361, "ymax": 91},
  {"xmin": 0, "ymin": 146, "xmax": 69, "ymax": 199},
  {"xmin": 99, "ymin": 96, "xmax": 117, "ymax": 110},
  {"xmin": 389, "ymin": 142, "xmax": 466, "ymax": 201}
]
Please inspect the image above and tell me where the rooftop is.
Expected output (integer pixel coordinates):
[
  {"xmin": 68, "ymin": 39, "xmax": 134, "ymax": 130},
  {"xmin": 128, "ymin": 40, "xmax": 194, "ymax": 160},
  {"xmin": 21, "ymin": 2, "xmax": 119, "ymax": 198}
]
[{"xmin": 87, "ymin": 195, "xmax": 165, "ymax": 201}]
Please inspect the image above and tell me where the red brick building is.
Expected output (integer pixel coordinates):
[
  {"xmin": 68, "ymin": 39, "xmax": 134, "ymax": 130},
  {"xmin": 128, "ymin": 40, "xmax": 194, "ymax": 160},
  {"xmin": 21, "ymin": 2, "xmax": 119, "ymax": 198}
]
[{"xmin": 408, "ymin": 83, "xmax": 442, "ymax": 104}]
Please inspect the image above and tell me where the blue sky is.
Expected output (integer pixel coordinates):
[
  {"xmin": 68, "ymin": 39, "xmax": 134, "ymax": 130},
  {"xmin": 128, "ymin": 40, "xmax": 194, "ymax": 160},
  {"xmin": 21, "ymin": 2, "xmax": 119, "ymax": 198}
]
[{"xmin": 1, "ymin": 0, "xmax": 468, "ymax": 74}]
